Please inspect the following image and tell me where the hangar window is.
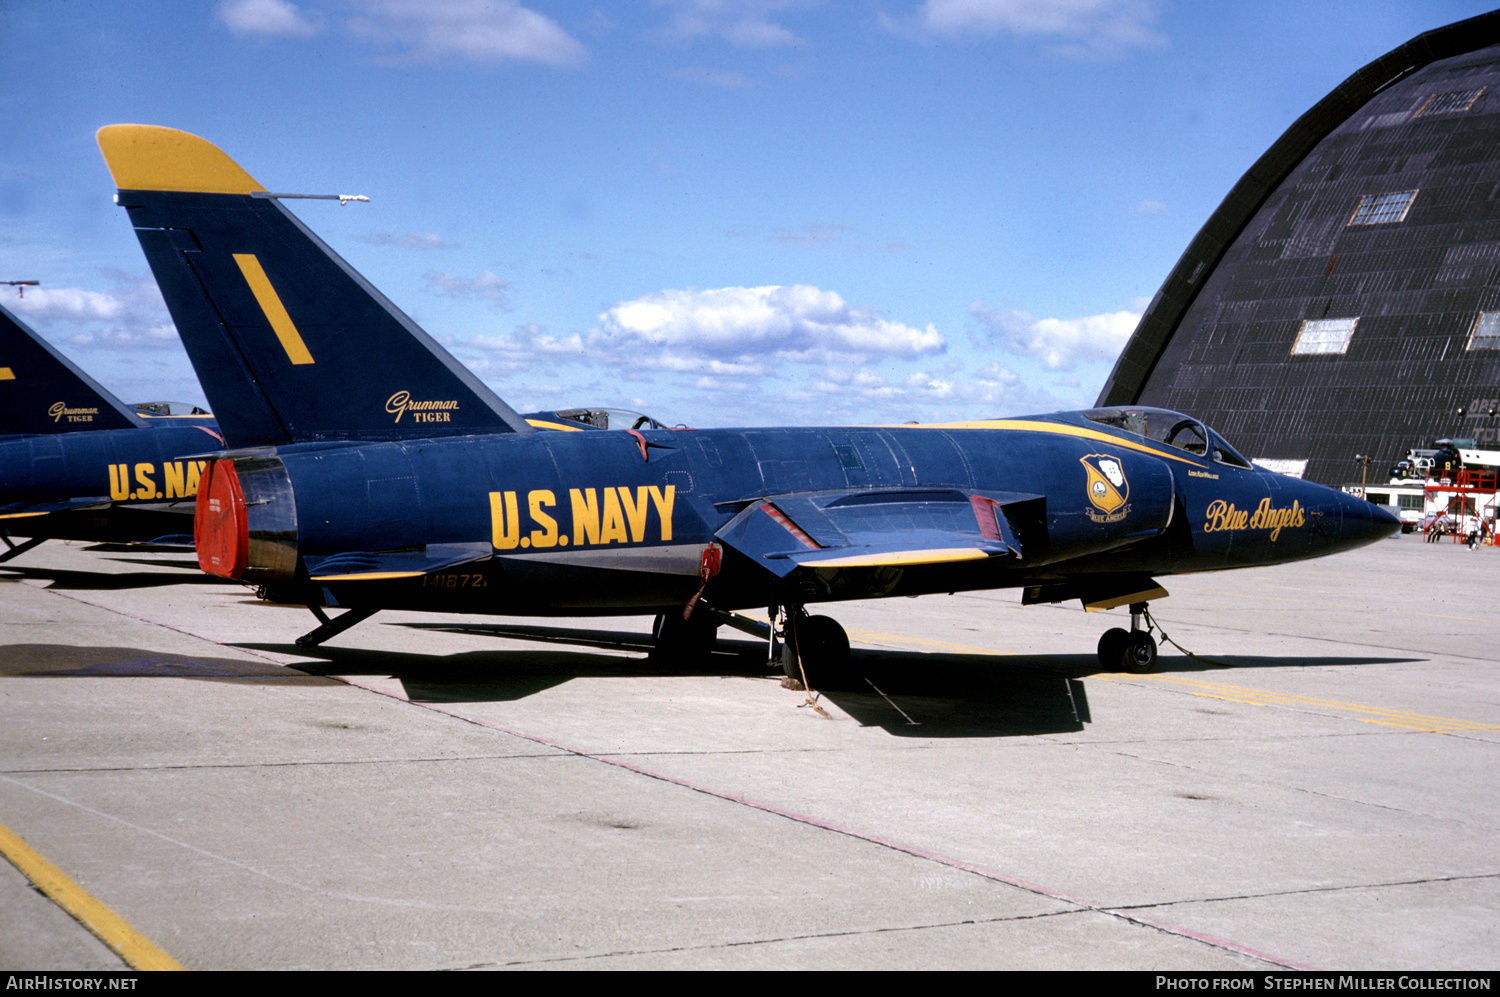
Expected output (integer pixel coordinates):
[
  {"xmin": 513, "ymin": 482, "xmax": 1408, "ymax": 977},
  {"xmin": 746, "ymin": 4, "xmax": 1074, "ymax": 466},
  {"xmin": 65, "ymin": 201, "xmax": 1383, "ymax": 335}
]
[
  {"xmin": 1292, "ymin": 317, "xmax": 1357, "ymax": 355},
  {"xmin": 1348, "ymin": 191, "xmax": 1418, "ymax": 226},
  {"xmin": 1468, "ymin": 312, "xmax": 1500, "ymax": 350},
  {"xmin": 1416, "ymin": 87, "xmax": 1486, "ymax": 116}
]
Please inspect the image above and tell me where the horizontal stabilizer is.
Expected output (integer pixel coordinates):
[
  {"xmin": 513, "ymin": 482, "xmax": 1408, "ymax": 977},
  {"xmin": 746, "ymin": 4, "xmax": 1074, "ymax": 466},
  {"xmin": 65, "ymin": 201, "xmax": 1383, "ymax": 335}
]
[
  {"xmin": 0, "ymin": 304, "xmax": 143, "ymax": 435},
  {"xmin": 0, "ymin": 496, "xmax": 112, "ymax": 520},
  {"xmin": 98, "ymin": 125, "xmax": 535, "ymax": 448},
  {"xmin": 717, "ymin": 488, "xmax": 1030, "ymax": 578},
  {"xmin": 82, "ymin": 536, "xmax": 196, "ymax": 551},
  {"xmin": 305, "ymin": 542, "xmax": 491, "ymax": 581}
]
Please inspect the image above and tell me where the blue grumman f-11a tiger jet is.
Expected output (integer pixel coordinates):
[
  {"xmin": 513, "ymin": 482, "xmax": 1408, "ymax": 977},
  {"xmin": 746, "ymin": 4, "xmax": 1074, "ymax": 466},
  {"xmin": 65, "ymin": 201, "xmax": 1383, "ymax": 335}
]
[
  {"xmin": 0, "ymin": 298, "xmax": 221, "ymax": 562},
  {"xmin": 97, "ymin": 125, "xmax": 1400, "ymax": 683}
]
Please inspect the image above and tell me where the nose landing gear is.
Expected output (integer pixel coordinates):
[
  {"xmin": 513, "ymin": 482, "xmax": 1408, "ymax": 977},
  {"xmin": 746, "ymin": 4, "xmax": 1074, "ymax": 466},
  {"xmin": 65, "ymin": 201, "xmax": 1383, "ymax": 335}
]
[{"xmin": 1097, "ymin": 601, "xmax": 1158, "ymax": 673}]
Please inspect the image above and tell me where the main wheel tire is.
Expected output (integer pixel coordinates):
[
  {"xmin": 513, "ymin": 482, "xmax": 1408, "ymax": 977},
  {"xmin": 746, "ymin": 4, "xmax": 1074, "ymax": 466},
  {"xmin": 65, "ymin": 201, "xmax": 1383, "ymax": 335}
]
[
  {"xmin": 650, "ymin": 611, "xmax": 719, "ymax": 664},
  {"xmin": 1121, "ymin": 631, "xmax": 1157, "ymax": 673},
  {"xmin": 1097, "ymin": 627, "xmax": 1130, "ymax": 669},
  {"xmin": 784, "ymin": 614, "xmax": 852, "ymax": 688}
]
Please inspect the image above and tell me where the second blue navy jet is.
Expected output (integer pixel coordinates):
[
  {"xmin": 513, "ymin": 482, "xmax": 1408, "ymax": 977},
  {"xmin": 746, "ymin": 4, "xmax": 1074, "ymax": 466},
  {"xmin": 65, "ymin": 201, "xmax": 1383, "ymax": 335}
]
[
  {"xmin": 99, "ymin": 125, "xmax": 1399, "ymax": 681},
  {"xmin": 0, "ymin": 299, "xmax": 221, "ymax": 561}
]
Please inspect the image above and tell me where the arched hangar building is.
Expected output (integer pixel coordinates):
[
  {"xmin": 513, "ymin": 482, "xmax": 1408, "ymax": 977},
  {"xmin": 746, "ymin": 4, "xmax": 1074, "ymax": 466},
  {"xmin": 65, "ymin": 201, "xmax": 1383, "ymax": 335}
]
[{"xmin": 1098, "ymin": 11, "xmax": 1500, "ymax": 486}]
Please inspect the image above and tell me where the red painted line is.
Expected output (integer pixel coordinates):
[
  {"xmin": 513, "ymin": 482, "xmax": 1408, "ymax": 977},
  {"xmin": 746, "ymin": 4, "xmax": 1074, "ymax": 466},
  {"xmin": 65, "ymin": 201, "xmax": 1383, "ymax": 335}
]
[
  {"xmin": 43, "ymin": 587, "xmax": 1315, "ymax": 969},
  {"xmin": 762, "ymin": 503, "xmax": 820, "ymax": 550}
]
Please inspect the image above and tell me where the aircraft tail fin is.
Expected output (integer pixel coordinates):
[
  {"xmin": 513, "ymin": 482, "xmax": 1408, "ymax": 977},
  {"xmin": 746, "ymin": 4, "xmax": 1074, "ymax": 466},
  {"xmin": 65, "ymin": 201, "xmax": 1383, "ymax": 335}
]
[
  {"xmin": 97, "ymin": 125, "xmax": 534, "ymax": 449},
  {"xmin": 0, "ymin": 302, "xmax": 143, "ymax": 435}
]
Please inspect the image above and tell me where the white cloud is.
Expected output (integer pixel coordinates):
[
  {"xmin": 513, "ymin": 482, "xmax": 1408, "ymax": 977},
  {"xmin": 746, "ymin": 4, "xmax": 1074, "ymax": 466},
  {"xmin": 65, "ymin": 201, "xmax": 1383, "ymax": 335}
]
[
  {"xmin": 8, "ymin": 279, "xmax": 182, "ymax": 352},
  {"xmin": 9, "ymin": 287, "xmax": 128, "ymax": 323},
  {"xmin": 694, "ymin": 375, "xmax": 751, "ymax": 392},
  {"xmin": 423, "ymin": 268, "xmax": 510, "ymax": 306},
  {"xmin": 219, "ymin": 0, "xmax": 322, "ymax": 38},
  {"xmin": 971, "ymin": 302, "xmax": 1138, "ymax": 370},
  {"xmin": 66, "ymin": 325, "xmax": 180, "ymax": 351},
  {"xmin": 651, "ymin": 1, "xmax": 805, "ymax": 48},
  {"xmin": 912, "ymin": 0, "xmax": 1164, "ymax": 56},
  {"xmin": 469, "ymin": 323, "xmax": 583, "ymax": 356},
  {"xmin": 748, "ymin": 357, "xmax": 1067, "ymax": 427},
  {"xmin": 453, "ymin": 323, "xmax": 584, "ymax": 376},
  {"xmin": 344, "ymin": 0, "xmax": 586, "ymax": 66},
  {"xmin": 594, "ymin": 285, "xmax": 944, "ymax": 371},
  {"xmin": 1133, "ymin": 199, "xmax": 1167, "ymax": 214}
]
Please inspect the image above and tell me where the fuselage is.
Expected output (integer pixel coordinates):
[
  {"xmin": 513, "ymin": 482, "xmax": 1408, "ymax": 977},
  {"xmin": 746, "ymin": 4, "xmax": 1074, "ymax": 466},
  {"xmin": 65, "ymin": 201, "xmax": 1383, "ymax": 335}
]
[
  {"xmin": 0, "ymin": 421, "xmax": 222, "ymax": 542},
  {"xmin": 216, "ymin": 411, "xmax": 1399, "ymax": 617}
]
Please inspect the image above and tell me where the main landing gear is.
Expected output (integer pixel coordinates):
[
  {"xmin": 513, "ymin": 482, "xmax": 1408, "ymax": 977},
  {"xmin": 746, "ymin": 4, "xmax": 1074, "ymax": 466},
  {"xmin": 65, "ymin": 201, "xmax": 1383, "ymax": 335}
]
[
  {"xmin": 649, "ymin": 610, "xmax": 720, "ymax": 664},
  {"xmin": 0, "ymin": 535, "xmax": 45, "ymax": 564},
  {"xmin": 776, "ymin": 606, "xmax": 851, "ymax": 689},
  {"xmin": 1097, "ymin": 601, "xmax": 1158, "ymax": 673},
  {"xmin": 649, "ymin": 601, "xmax": 853, "ymax": 689}
]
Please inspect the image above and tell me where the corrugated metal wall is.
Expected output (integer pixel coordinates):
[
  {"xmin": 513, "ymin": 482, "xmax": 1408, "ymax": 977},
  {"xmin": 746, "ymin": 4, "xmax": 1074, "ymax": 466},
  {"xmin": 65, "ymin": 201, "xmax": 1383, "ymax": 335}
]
[{"xmin": 1101, "ymin": 14, "xmax": 1500, "ymax": 484}]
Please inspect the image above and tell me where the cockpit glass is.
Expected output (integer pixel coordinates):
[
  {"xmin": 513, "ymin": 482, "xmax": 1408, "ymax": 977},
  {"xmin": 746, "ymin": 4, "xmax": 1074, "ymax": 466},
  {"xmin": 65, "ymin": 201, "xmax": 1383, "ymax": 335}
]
[
  {"xmin": 1207, "ymin": 429, "xmax": 1252, "ymax": 468},
  {"xmin": 554, "ymin": 408, "xmax": 664, "ymax": 431},
  {"xmin": 1082, "ymin": 406, "xmax": 1249, "ymax": 466}
]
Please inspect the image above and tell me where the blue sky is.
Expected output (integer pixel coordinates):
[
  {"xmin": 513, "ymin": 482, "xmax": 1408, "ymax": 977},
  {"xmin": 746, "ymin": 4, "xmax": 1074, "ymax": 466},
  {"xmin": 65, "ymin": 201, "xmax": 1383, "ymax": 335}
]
[{"xmin": 1, "ymin": 0, "xmax": 1494, "ymax": 426}]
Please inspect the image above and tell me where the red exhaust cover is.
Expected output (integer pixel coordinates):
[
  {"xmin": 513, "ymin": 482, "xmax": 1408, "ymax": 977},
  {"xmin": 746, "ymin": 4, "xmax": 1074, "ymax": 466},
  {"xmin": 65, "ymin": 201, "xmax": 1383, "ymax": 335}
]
[{"xmin": 195, "ymin": 460, "xmax": 248, "ymax": 579}]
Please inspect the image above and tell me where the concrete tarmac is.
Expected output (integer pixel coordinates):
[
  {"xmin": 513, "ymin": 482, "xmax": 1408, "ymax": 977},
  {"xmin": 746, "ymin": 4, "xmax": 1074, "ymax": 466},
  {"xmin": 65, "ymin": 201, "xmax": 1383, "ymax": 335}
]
[{"xmin": 0, "ymin": 531, "xmax": 1495, "ymax": 970}]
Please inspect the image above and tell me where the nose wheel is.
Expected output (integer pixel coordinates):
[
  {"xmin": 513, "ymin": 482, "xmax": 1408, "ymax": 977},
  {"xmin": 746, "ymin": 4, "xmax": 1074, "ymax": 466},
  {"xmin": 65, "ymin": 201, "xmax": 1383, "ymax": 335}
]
[{"xmin": 1097, "ymin": 602, "xmax": 1158, "ymax": 673}]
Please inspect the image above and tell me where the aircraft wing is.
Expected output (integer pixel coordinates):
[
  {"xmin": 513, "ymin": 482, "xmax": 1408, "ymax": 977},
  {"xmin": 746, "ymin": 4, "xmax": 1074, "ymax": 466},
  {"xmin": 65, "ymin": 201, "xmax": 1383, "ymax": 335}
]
[
  {"xmin": 304, "ymin": 542, "xmax": 492, "ymax": 582},
  {"xmin": 0, "ymin": 496, "xmax": 112, "ymax": 520},
  {"xmin": 715, "ymin": 488, "xmax": 1031, "ymax": 579}
]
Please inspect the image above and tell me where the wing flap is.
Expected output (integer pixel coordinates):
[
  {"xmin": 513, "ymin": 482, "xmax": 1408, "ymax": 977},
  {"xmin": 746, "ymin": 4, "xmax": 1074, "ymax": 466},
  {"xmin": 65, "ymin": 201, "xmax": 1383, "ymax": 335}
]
[{"xmin": 716, "ymin": 488, "xmax": 1033, "ymax": 578}]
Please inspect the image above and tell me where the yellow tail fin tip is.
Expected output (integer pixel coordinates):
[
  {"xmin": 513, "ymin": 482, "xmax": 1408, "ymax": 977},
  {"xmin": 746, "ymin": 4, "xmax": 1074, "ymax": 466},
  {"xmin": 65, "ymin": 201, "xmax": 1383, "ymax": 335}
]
[{"xmin": 97, "ymin": 125, "xmax": 265, "ymax": 195}]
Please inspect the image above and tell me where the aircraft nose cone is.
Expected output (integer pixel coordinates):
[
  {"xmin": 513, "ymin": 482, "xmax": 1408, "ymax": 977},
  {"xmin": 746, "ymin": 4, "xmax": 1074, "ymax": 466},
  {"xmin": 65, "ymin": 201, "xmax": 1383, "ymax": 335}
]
[{"xmin": 1337, "ymin": 490, "xmax": 1402, "ymax": 549}]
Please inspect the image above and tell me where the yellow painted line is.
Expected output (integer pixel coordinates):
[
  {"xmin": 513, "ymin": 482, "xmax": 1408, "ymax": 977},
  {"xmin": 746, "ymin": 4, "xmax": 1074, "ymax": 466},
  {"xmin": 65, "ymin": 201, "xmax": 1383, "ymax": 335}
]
[
  {"xmin": 0, "ymin": 367, "xmax": 14, "ymax": 380},
  {"xmin": 233, "ymin": 254, "xmax": 315, "ymax": 365},
  {"xmin": 816, "ymin": 623, "xmax": 1496, "ymax": 733},
  {"xmin": 880, "ymin": 418, "xmax": 1203, "ymax": 466},
  {"xmin": 0, "ymin": 511, "xmax": 48, "ymax": 519},
  {"xmin": 0, "ymin": 822, "xmax": 182, "ymax": 970},
  {"xmin": 744, "ymin": 611, "xmax": 1496, "ymax": 733},
  {"xmin": 525, "ymin": 419, "xmax": 584, "ymax": 431},
  {"xmin": 1133, "ymin": 673, "xmax": 1500, "ymax": 734},
  {"xmin": 1358, "ymin": 719, "xmax": 1446, "ymax": 732},
  {"xmin": 1189, "ymin": 693, "xmax": 1277, "ymax": 707},
  {"xmin": 310, "ymin": 570, "xmax": 425, "ymax": 581},
  {"xmin": 842, "ymin": 626, "xmax": 1014, "ymax": 657}
]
